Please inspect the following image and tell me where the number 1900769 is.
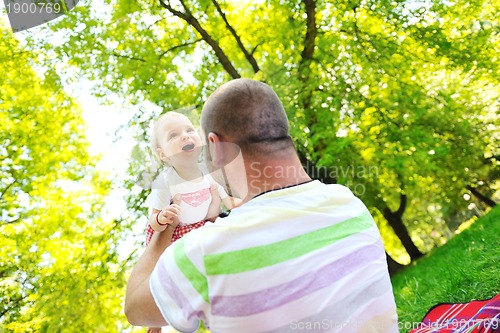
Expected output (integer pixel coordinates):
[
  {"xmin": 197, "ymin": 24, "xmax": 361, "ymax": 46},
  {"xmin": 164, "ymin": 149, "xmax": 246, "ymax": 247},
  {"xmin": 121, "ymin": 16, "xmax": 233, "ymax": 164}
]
[{"xmin": 5, "ymin": 1, "xmax": 63, "ymax": 14}]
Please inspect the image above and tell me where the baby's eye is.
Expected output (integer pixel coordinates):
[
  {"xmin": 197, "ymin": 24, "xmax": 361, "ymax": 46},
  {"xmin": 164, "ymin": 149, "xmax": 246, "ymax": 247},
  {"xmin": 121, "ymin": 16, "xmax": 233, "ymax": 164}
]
[
  {"xmin": 187, "ymin": 128, "xmax": 195, "ymax": 133},
  {"xmin": 169, "ymin": 132, "xmax": 178, "ymax": 139}
]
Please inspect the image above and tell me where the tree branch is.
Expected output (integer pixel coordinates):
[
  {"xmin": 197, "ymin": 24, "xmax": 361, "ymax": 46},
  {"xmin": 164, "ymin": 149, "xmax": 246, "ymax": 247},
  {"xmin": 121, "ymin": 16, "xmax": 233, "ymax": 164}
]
[
  {"xmin": 297, "ymin": 0, "xmax": 317, "ymax": 111},
  {"xmin": 0, "ymin": 217, "xmax": 21, "ymax": 226},
  {"xmin": 158, "ymin": 0, "xmax": 189, "ymax": 20},
  {"xmin": 466, "ymin": 185, "xmax": 497, "ymax": 208},
  {"xmin": 0, "ymin": 294, "xmax": 28, "ymax": 319},
  {"xmin": 300, "ymin": 0, "xmax": 317, "ymax": 63},
  {"xmin": 157, "ymin": 38, "xmax": 203, "ymax": 59},
  {"xmin": 139, "ymin": 39, "xmax": 204, "ymax": 88},
  {"xmin": 211, "ymin": 0, "xmax": 260, "ymax": 74},
  {"xmin": 159, "ymin": 0, "xmax": 241, "ymax": 79},
  {"xmin": 396, "ymin": 193, "xmax": 407, "ymax": 217},
  {"xmin": 0, "ymin": 180, "xmax": 17, "ymax": 201},
  {"xmin": 250, "ymin": 43, "xmax": 261, "ymax": 56},
  {"xmin": 111, "ymin": 52, "xmax": 146, "ymax": 62}
]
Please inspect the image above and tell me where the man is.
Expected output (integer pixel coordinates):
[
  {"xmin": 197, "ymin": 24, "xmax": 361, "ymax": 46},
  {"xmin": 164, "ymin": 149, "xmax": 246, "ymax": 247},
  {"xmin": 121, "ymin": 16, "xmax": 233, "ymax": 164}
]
[{"xmin": 125, "ymin": 79, "xmax": 399, "ymax": 332}]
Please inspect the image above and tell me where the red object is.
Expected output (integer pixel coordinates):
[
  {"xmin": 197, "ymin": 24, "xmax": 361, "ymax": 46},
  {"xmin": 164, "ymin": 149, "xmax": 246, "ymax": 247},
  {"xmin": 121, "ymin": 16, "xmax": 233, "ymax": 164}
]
[
  {"xmin": 145, "ymin": 220, "xmax": 207, "ymax": 246},
  {"xmin": 408, "ymin": 293, "xmax": 500, "ymax": 333},
  {"xmin": 156, "ymin": 211, "xmax": 169, "ymax": 226}
]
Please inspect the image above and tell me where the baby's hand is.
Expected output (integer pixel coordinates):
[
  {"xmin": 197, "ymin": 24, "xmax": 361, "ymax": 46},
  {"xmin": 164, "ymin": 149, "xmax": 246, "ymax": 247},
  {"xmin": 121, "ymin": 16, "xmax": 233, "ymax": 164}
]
[
  {"xmin": 172, "ymin": 193, "xmax": 182, "ymax": 205},
  {"xmin": 156, "ymin": 204, "xmax": 181, "ymax": 230},
  {"xmin": 206, "ymin": 184, "xmax": 222, "ymax": 221}
]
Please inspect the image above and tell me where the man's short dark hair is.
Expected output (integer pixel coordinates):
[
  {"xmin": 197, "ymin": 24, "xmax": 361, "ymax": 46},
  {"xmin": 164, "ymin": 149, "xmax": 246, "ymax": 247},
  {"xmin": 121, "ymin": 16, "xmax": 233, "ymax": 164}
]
[{"xmin": 201, "ymin": 79, "xmax": 293, "ymax": 156}]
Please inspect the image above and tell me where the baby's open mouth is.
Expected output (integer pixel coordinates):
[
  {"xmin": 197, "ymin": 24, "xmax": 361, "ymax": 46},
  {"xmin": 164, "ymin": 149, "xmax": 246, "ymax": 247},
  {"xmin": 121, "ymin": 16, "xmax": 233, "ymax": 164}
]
[{"xmin": 182, "ymin": 143, "xmax": 195, "ymax": 151}]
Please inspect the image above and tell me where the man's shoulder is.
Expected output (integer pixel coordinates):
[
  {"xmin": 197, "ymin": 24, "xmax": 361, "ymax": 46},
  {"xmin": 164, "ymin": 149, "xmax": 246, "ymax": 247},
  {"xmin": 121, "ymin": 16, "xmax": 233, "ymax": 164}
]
[
  {"xmin": 255, "ymin": 181, "xmax": 356, "ymax": 202},
  {"xmin": 316, "ymin": 181, "xmax": 353, "ymax": 191},
  {"xmin": 176, "ymin": 219, "xmax": 234, "ymax": 256},
  {"xmin": 305, "ymin": 181, "xmax": 360, "ymax": 201}
]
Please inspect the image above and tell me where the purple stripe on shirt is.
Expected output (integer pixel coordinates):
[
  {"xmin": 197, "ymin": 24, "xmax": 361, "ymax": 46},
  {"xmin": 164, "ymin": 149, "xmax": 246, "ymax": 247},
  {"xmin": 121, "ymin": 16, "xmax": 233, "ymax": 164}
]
[
  {"xmin": 257, "ymin": 274, "xmax": 394, "ymax": 333},
  {"xmin": 156, "ymin": 260, "xmax": 207, "ymax": 323},
  {"xmin": 211, "ymin": 242, "xmax": 383, "ymax": 317}
]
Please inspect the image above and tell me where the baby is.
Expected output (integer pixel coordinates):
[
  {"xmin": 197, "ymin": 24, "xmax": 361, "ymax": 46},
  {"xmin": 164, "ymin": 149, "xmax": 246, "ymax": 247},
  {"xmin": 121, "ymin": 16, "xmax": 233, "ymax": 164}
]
[
  {"xmin": 144, "ymin": 111, "xmax": 240, "ymax": 332},
  {"xmin": 146, "ymin": 111, "xmax": 240, "ymax": 244}
]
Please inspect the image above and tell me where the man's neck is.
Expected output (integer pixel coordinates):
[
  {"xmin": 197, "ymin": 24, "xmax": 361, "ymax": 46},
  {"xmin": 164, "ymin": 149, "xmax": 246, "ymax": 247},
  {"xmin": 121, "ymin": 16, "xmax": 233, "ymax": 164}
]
[{"xmin": 244, "ymin": 159, "xmax": 312, "ymax": 201}]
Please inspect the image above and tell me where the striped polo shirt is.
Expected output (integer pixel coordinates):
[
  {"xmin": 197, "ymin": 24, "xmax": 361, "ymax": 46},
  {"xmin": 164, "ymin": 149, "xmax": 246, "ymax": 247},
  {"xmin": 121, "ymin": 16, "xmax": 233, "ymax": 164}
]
[{"xmin": 150, "ymin": 180, "xmax": 399, "ymax": 333}]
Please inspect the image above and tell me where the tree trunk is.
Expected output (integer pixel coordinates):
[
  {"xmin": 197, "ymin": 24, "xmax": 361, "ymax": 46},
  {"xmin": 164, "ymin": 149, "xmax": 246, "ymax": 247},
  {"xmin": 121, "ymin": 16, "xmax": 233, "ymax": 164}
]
[
  {"xmin": 386, "ymin": 252, "xmax": 405, "ymax": 276},
  {"xmin": 384, "ymin": 210, "xmax": 423, "ymax": 261},
  {"xmin": 383, "ymin": 194, "xmax": 424, "ymax": 261},
  {"xmin": 466, "ymin": 185, "xmax": 497, "ymax": 208}
]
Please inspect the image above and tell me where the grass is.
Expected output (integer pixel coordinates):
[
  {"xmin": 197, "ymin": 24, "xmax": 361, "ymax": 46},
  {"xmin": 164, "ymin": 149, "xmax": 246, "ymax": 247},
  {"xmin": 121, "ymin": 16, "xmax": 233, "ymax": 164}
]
[{"xmin": 391, "ymin": 205, "xmax": 500, "ymax": 329}]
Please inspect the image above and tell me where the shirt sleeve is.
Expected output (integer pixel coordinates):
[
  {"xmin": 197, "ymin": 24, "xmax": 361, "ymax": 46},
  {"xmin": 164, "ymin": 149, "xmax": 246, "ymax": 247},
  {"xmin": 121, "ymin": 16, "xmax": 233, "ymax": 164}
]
[
  {"xmin": 148, "ymin": 169, "xmax": 172, "ymax": 211},
  {"xmin": 149, "ymin": 233, "xmax": 208, "ymax": 332},
  {"xmin": 148, "ymin": 189, "xmax": 172, "ymax": 211}
]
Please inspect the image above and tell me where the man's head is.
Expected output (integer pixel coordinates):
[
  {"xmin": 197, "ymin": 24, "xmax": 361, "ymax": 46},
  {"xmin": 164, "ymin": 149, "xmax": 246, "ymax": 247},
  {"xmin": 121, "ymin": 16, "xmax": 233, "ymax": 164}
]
[
  {"xmin": 201, "ymin": 78, "xmax": 293, "ymax": 158},
  {"xmin": 201, "ymin": 79, "xmax": 309, "ymax": 200}
]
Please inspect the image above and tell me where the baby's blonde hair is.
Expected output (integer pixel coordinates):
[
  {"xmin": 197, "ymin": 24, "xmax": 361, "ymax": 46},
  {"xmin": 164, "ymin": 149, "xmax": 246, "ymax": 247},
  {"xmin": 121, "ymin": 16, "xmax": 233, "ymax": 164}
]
[{"xmin": 151, "ymin": 111, "xmax": 191, "ymax": 164}]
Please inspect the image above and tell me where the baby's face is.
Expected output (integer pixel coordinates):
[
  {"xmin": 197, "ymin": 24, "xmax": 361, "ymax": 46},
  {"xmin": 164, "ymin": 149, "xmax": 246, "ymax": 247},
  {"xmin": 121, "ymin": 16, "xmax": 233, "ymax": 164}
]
[{"xmin": 157, "ymin": 115, "xmax": 202, "ymax": 165}]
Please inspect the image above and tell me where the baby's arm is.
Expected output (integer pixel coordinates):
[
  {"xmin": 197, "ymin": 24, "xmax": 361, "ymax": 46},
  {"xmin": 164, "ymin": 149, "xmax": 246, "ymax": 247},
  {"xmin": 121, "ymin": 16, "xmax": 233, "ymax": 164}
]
[
  {"xmin": 222, "ymin": 196, "xmax": 242, "ymax": 210},
  {"xmin": 149, "ymin": 195, "xmax": 181, "ymax": 232},
  {"xmin": 205, "ymin": 184, "xmax": 242, "ymax": 222},
  {"xmin": 148, "ymin": 205, "xmax": 181, "ymax": 232},
  {"xmin": 206, "ymin": 185, "xmax": 222, "ymax": 222}
]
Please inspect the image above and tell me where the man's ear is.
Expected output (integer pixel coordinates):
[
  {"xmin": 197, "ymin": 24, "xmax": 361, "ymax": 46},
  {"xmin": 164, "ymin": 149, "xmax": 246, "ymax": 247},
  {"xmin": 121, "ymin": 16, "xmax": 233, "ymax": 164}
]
[{"xmin": 207, "ymin": 132, "xmax": 225, "ymax": 167}]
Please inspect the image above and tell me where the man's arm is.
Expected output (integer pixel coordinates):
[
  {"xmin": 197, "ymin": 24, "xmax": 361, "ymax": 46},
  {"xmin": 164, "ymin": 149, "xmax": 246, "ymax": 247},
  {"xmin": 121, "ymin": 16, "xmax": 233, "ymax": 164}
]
[{"xmin": 124, "ymin": 224, "xmax": 176, "ymax": 327}]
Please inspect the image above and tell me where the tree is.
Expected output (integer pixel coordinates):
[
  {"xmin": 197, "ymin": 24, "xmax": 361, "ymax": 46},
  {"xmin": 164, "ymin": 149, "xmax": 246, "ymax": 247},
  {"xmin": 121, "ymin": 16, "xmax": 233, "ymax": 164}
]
[
  {"xmin": 0, "ymin": 22, "xmax": 133, "ymax": 332},
  {"xmin": 27, "ymin": 0, "xmax": 499, "ymax": 265}
]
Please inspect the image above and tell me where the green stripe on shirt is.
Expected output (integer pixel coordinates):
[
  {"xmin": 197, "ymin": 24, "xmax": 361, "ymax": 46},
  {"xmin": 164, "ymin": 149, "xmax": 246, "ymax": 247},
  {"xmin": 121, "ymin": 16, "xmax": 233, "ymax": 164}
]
[
  {"xmin": 174, "ymin": 237, "xmax": 209, "ymax": 303},
  {"xmin": 204, "ymin": 210, "xmax": 374, "ymax": 275}
]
